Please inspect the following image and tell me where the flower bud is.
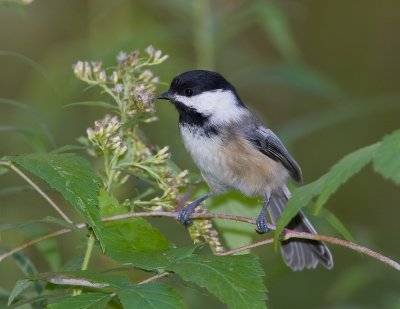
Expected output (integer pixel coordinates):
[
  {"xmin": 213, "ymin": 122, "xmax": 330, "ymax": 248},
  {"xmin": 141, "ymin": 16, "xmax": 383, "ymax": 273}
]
[
  {"xmin": 116, "ymin": 51, "xmax": 127, "ymax": 63},
  {"xmin": 145, "ymin": 45, "xmax": 154, "ymax": 57},
  {"xmin": 98, "ymin": 70, "xmax": 107, "ymax": 83},
  {"xmin": 73, "ymin": 61, "xmax": 84, "ymax": 76},
  {"xmin": 110, "ymin": 71, "xmax": 118, "ymax": 84}
]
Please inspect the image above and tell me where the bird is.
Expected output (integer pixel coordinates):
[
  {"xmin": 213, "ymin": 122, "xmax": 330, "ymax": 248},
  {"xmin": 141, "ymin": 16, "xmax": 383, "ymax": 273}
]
[{"xmin": 156, "ymin": 70, "xmax": 333, "ymax": 271}]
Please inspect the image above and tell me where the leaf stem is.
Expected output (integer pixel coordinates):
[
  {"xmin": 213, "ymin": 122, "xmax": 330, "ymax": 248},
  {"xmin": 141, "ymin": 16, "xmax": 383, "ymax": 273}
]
[
  {"xmin": 73, "ymin": 232, "xmax": 96, "ymax": 296},
  {"xmin": 81, "ymin": 232, "xmax": 96, "ymax": 271},
  {"xmin": 0, "ymin": 161, "xmax": 73, "ymax": 223},
  {"xmin": 0, "ymin": 210, "xmax": 399, "ymax": 271}
]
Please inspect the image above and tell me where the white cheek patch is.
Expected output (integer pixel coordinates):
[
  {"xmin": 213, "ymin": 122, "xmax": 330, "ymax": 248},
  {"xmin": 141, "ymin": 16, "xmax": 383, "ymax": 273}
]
[{"xmin": 174, "ymin": 90, "xmax": 247, "ymax": 123}]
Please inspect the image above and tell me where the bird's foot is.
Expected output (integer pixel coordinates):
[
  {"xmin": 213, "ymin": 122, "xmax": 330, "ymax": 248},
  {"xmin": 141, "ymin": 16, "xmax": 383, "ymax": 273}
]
[
  {"xmin": 255, "ymin": 216, "xmax": 271, "ymax": 234},
  {"xmin": 177, "ymin": 204, "xmax": 196, "ymax": 227},
  {"xmin": 177, "ymin": 194, "xmax": 211, "ymax": 227},
  {"xmin": 256, "ymin": 193, "xmax": 271, "ymax": 234}
]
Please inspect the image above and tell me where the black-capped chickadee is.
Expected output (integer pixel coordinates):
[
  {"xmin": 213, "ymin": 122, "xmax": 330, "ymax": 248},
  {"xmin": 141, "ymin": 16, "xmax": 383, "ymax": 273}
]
[{"xmin": 157, "ymin": 70, "xmax": 333, "ymax": 271}]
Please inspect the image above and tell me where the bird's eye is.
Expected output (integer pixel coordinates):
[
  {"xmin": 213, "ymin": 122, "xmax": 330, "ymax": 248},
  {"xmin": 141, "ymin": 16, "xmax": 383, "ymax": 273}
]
[{"xmin": 184, "ymin": 88, "xmax": 194, "ymax": 97}]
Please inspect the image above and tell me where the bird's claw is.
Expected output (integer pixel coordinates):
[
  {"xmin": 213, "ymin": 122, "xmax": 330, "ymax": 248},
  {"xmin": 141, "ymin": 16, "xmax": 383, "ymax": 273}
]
[
  {"xmin": 177, "ymin": 207, "xmax": 192, "ymax": 226},
  {"xmin": 176, "ymin": 194, "xmax": 210, "ymax": 227},
  {"xmin": 255, "ymin": 217, "xmax": 270, "ymax": 234}
]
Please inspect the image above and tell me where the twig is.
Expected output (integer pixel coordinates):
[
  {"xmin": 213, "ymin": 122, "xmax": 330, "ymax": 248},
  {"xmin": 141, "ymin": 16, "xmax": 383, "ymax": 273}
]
[
  {"xmin": 0, "ymin": 161, "xmax": 73, "ymax": 223},
  {"xmin": 283, "ymin": 231, "xmax": 400, "ymax": 271},
  {"xmin": 0, "ymin": 223, "xmax": 85, "ymax": 262},
  {"xmin": 215, "ymin": 238, "xmax": 275, "ymax": 256},
  {"xmin": 101, "ymin": 211, "xmax": 262, "ymax": 227},
  {"xmin": 138, "ymin": 272, "xmax": 170, "ymax": 285},
  {"xmin": 0, "ymin": 211, "xmax": 399, "ymax": 271}
]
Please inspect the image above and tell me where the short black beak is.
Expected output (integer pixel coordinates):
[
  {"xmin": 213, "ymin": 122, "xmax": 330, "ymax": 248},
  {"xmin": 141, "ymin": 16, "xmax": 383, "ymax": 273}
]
[{"xmin": 156, "ymin": 90, "xmax": 172, "ymax": 100}]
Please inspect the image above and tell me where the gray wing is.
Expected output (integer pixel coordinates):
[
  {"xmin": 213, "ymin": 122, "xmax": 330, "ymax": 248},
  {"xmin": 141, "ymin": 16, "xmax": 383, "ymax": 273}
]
[{"xmin": 242, "ymin": 122, "xmax": 303, "ymax": 183}]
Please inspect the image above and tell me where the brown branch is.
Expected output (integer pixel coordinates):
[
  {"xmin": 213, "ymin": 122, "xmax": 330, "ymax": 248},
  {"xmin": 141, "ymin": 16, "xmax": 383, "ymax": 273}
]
[
  {"xmin": 0, "ymin": 210, "xmax": 399, "ymax": 271},
  {"xmin": 137, "ymin": 272, "xmax": 170, "ymax": 285},
  {"xmin": 0, "ymin": 223, "xmax": 86, "ymax": 262},
  {"xmin": 216, "ymin": 238, "xmax": 275, "ymax": 256},
  {"xmin": 101, "ymin": 211, "xmax": 262, "ymax": 227},
  {"xmin": 283, "ymin": 231, "xmax": 400, "ymax": 271}
]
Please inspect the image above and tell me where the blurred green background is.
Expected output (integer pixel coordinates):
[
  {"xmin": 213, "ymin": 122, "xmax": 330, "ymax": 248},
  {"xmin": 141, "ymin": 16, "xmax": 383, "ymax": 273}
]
[{"xmin": 1, "ymin": 0, "xmax": 400, "ymax": 308}]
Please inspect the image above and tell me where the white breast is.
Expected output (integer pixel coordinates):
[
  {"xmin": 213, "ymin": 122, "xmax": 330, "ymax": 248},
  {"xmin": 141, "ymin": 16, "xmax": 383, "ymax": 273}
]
[
  {"xmin": 179, "ymin": 126, "xmax": 230, "ymax": 192},
  {"xmin": 179, "ymin": 125, "xmax": 290, "ymax": 196},
  {"xmin": 180, "ymin": 126, "xmax": 223, "ymax": 173}
]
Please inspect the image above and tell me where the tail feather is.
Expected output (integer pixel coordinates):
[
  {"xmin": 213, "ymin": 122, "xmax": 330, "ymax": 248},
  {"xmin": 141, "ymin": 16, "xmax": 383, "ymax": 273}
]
[{"xmin": 268, "ymin": 188, "xmax": 334, "ymax": 271}]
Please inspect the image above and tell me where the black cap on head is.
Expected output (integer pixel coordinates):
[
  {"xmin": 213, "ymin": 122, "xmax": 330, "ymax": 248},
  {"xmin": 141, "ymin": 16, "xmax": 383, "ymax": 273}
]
[
  {"xmin": 166, "ymin": 70, "xmax": 235, "ymax": 97},
  {"xmin": 156, "ymin": 70, "xmax": 246, "ymax": 111}
]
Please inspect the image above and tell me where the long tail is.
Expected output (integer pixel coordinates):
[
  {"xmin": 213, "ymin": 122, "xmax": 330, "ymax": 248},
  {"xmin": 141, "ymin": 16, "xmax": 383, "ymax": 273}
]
[{"xmin": 268, "ymin": 187, "xmax": 334, "ymax": 271}]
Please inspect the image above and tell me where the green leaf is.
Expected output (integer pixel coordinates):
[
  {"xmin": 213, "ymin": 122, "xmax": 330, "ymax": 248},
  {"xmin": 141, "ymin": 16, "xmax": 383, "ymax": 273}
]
[
  {"xmin": 314, "ymin": 143, "xmax": 378, "ymax": 214},
  {"xmin": 12, "ymin": 252, "xmax": 38, "ymax": 277},
  {"xmin": 274, "ymin": 178, "xmax": 324, "ymax": 245},
  {"xmin": 313, "ymin": 208, "xmax": 355, "ymax": 242},
  {"xmin": 373, "ymin": 129, "xmax": 400, "ymax": 185},
  {"xmin": 116, "ymin": 245, "xmax": 197, "ymax": 272},
  {"xmin": 8, "ymin": 252, "xmax": 47, "ymax": 308},
  {"xmin": 169, "ymin": 254, "xmax": 267, "ymax": 309},
  {"xmin": 98, "ymin": 188, "xmax": 122, "ymax": 216},
  {"xmin": 11, "ymin": 252, "xmax": 43, "ymax": 295},
  {"xmin": 8, "ymin": 279, "xmax": 32, "ymax": 306},
  {"xmin": 5, "ymin": 153, "xmax": 105, "ymax": 249},
  {"xmin": 64, "ymin": 101, "xmax": 117, "ymax": 110},
  {"xmin": 275, "ymin": 143, "xmax": 377, "ymax": 243},
  {"xmin": 0, "ymin": 166, "xmax": 9, "ymax": 176},
  {"xmin": 102, "ymin": 218, "xmax": 171, "ymax": 269},
  {"xmin": 46, "ymin": 293, "xmax": 112, "ymax": 309},
  {"xmin": 117, "ymin": 283, "xmax": 185, "ymax": 309},
  {"xmin": 99, "ymin": 189, "xmax": 171, "ymax": 269}
]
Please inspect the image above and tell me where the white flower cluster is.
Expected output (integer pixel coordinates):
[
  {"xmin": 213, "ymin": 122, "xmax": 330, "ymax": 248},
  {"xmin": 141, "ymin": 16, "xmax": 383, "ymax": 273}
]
[
  {"xmin": 73, "ymin": 61, "xmax": 107, "ymax": 83},
  {"xmin": 145, "ymin": 45, "xmax": 169, "ymax": 64},
  {"xmin": 86, "ymin": 114, "xmax": 127, "ymax": 157},
  {"xmin": 73, "ymin": 46, "xmax": 168, "ymax": 122},
  {"xmin": 189, "ymin": 206, "xmax": 225, "ymax": 254}
]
